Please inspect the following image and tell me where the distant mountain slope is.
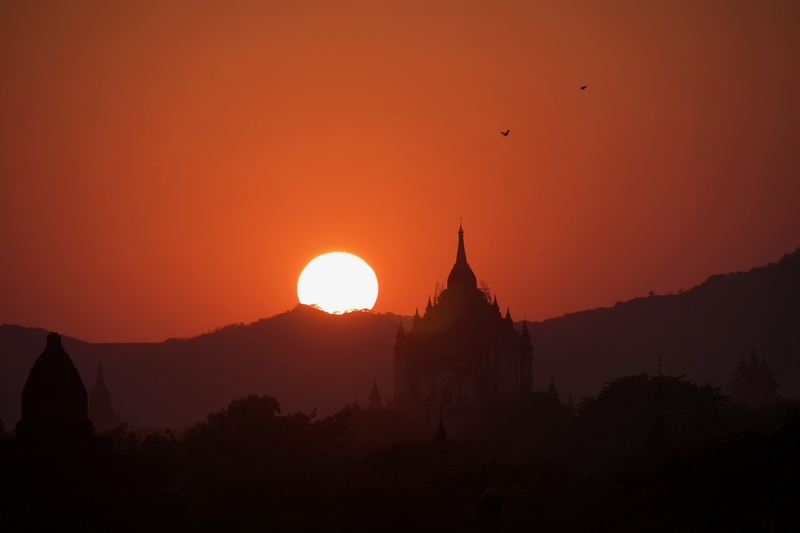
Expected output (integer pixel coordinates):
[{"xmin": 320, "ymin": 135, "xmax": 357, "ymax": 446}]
[
  {"xmin": 2, "ymin": 250, "xmax": 799, "ymax": 430},
  {"xmin": 0, "ymin": 307, "xmax": 410, "ymax": 429},
  {"xmin": 528, "ymin": 249, "xmax": 800, "ymax": 401}
]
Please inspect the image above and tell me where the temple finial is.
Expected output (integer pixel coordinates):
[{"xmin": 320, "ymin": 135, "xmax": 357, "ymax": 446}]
[
  {"xmin": 456, "ymin": 222, "xmax": 467, "ymax": 263},
  {"xmin": 436, "ymin": 403, "xmax": 447, "ymax": 441},
  {"xmin": 95, "ymin": 362, "xmax": 105, "ymax": 387}
]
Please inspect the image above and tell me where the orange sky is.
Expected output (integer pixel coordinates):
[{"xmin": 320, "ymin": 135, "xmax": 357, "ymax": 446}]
[{"xmin": 2, "ymin": 1, "xmax": 799, "ymax": 342}]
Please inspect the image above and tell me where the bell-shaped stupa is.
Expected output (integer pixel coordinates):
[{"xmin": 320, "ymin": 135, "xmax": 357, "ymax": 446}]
[{"xmin": 15, "ymin": 332, "xmax": 95, "ymax": 441}]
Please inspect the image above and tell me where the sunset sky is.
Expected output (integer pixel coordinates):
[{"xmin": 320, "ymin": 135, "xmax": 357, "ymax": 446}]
[{"xmin": 2, "ymin": 1, "xmax": 799, "ymax": 342}]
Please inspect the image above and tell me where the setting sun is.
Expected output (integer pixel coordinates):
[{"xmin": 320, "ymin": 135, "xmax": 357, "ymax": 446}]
[{"xmin": 297, "ymin": 252, "xmax": 379, "ymax": 314}]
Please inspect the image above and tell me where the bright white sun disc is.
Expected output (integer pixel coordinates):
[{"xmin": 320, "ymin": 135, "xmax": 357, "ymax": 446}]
[{"xmin": 297, "ymin": 252, "xmax": 378, "ymax": 314}]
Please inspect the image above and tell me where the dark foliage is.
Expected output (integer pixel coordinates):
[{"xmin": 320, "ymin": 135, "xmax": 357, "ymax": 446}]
[
  {"xmin": 578, "ymin": 374, "xmax": 727, "ymax": 444},
  {"xmin": 3, "ymin": 378, "xmax": 798, "ymax": 531},
  {"xmin": 172, "ymin": 395, "xmax": 350, "ymax": 528},
  {"xmin": 457, "ymin": 392, "xmax": 574, "ymax": 466}
]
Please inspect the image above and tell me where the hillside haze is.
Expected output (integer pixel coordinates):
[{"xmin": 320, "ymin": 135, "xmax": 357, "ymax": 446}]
[
  {"xmin": 531, "ymin": 249, "xmax": 800, "ymax": 400},
  {"xmin": 2, "ymin": 249, "xmax": 799, "ymax": 429},
  {"xmin": 0, "ymin": 307, "xmax": 409, "ymax": 429}
]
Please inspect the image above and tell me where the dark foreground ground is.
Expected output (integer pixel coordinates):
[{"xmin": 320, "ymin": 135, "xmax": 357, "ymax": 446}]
[{"xmin": 2, "ymin": 377, "xmax": 798, "ymax": 532}]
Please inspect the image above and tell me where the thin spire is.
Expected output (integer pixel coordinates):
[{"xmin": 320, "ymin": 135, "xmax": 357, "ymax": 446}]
[
  {"xmin": 547, "ymin": 378, "xmax": 560, "ymax": 401},
  {"xmin": 456, "ymin": 222, "xmax": 467, "ymax": 263},
  {"xmin": 95, "ymin": 362, "xmax": 105, "ymax": 388},
  {"xmin": 520, "ymin": 319, "xmax": 532, "ymax": 348},
  {"xmin": 395, "ymin": 321, "xmax": 406, "ymax": 344},
  {"xmin": 436, "ymin": 403, "xmax": 447, "ymax": 441}
]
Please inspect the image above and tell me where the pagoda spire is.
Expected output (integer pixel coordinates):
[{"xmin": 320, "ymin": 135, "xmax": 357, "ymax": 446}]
[
  {"xmin": 520, "ymin": 320, "xmax": 532, "ymax": 348},
  {"xmin": 566, "ymin": 394, "xmax": 576, "ymax": 417},
  {"xmin": 95, "ymin": 362, "xmax": 105, "ymax": 388},
  {"xmin": 456, "ymin": 222, "xmax": 467, "ymax": 263},
  {"xmin": 446, "ymin": 223, "xmax": 477, "ymax": 291},
  {"xmin": 395, "ymin": 320, "xmax": 407, "ymax": 347},
  {"xmin": 427, "ymin": 404, "xmax": 454, "ymax": 489},
  {"xmin": 369, "ymin": 380, "xmax": 382, "ymax": 409},
  {"xmin": 547, "ymin": 378, "xmax": 560, "ymax": 401},
  {"xmin": 436, "ymin": 404, "xmax": 447, "ymax": 442}
]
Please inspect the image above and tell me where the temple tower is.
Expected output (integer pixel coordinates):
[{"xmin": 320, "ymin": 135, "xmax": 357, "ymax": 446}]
[
  {"xmin": 393, "ymin": 225, "xmax": 534, "ymax": 425},
  {"xmin": 368, "ymin": 380, "xmax": 383, "ymax": 409}
]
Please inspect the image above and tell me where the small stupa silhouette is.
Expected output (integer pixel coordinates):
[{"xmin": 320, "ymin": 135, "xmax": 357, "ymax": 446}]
[
  {"xmin": 88, "ymin": 363, "xmax": 122, "ymax": 432},
  {"xmin": 368, "ymin": 380, "xmax": 382, "ymax": 409},
  {"xmin": 427, "ymin": 405, "xmax": 456, "ymax": 489}
]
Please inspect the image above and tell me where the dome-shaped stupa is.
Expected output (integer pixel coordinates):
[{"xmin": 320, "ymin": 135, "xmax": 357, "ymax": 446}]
[{"xmin": 15, "ymin": 332, "xmax": 95, "ymax": 441}]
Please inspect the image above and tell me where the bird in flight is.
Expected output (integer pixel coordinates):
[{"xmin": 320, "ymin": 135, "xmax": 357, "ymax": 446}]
[
  {"xmin": 501, "ymin": 130, "xmax": 510, "ymax": 136},
  {"xmin": 580, "ymin": 86, "xmax": 587, "ymax": 90}
]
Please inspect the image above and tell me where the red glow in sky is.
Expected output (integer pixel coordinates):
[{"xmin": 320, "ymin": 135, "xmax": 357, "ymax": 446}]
[{"xmin": 2, "ymin": 1, "xmax": 799, "ymax": 342}]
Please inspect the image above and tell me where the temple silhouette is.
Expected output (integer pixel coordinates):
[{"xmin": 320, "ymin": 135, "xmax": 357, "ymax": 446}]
[
  {"xmin": 0, "ymin": 333, "xmax": 141, "ymax": 529},
  {"xmin": 393, "ymin": 225, "xmax": 533, "ymax": 425},
  {"xmin": 427, "ymin": 406, "xmax": 456, "ymax": 488},
  {"xmin": 89, "ymin": 363, "xmax": 122, "ymax": 432},
  {"xmin": 14, "ymin": 332, "xmax": 95, "ymax": 442},
  {"xmin": 368, "ymin": 380, "xmax": 383, "ymax": 409},
  {"xmin": 729, "ymin": 350, "xmax": 785, "ymax": 408}
]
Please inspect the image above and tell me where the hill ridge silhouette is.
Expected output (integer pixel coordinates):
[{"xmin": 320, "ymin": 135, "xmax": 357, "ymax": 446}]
[
  {"xmin": 2, "ymin": 249, "xmax": 798, "ymax": 429},
  {"xmin": 527, "ymin": 248, "xmax": 800, "ymax": 400}
]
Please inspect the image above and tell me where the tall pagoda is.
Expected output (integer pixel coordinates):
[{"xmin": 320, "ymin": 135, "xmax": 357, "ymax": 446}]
[{"xmin": 393, "ymin": 225, "xmax": 533, "ymax": 425}]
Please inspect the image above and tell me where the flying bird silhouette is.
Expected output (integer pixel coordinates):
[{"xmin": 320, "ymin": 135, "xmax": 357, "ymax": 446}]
[
  {"xmin": 501, "ymin": 130, "xmax": 510, "ymax": 136},
  {"xmin": 580, "ymin": 86, "xmax": 587, "ymax": 90}
]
